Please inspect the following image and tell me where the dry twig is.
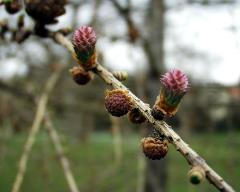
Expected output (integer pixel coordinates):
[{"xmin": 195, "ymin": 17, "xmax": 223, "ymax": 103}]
[
  {"xmin": 44, "ymin": 115, "xmax": 80, "ymax": 192},
  {"xmin": 11, "ymin": 66, "xmax": 63, "ymax": 192},
  {"xmin": 52, "ymin": 32, "xmax": 235, "ymax": 192}
]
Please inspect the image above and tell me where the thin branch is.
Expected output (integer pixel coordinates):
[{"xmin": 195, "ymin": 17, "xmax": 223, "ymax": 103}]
[
  {"xmin": 44, "ymin": 114, "xmax": 80, "ymax": 192},
  {"xmin": 52, "ymin": 33, "xmax": 235, "ymax": 192},
  {"xmin": 11, "ymin": 66, "xmax": 64, "ymax": 192}
]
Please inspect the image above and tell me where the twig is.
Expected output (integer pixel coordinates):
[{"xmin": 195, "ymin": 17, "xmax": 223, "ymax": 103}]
[
  {"xmin": 11, "ymin": 66, "xmax": 64, "ymax": 192},
  {"xmin": 44, "ymin": 114, "xmax": 80, "ymax": 192},
  {"xmin": 52, "ymin": 33, "xmax": 235, "ymax": 192}
]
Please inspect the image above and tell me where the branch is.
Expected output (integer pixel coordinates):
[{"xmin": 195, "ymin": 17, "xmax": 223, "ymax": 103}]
[
  {"xmin": 44, "ymin": 114, "xmax": 80, "ymax": 192},
  {"xmin": 11, "ymin": 66, "xmax": 64, "ymax": 192},
  {"xmin": 52, "ymin": 33, "xmax": 235, "ymax": 192}
]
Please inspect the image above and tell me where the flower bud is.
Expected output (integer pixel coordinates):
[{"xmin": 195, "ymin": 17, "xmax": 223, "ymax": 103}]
[
  {"xmin": 72, "ymin": 26, "xmax": 97, "ymax": 70},
  {"xmin": 188, "ymin": 166, "xmax": 205, "ymax": 185},
  {"xmin": 70, "ymin": 66, "xmax": 93, "ymax": 85},
  {"xmin": 141, "ymin": 136, "xmax": 168, "ymax": 160},
  {"xmin": 104, "ymin": 89, "xmax": 132, "ymax": 117},
  {"xmin": 128, "ymin": 108, "xmax": 146, "ymax": 124},
  {"xmin": 153, "ymin": 69, "xmax": 189, "ymax": 117}
]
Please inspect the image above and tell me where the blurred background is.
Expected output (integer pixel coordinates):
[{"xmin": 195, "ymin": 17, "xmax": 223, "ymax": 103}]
[{"xmin": 0, "ymin": 0, "xmax": 239, "ymax": 192}]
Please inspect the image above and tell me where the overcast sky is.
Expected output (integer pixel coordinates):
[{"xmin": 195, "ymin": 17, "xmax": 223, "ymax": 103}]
[{"xmin": 0, "ymin": 1, "xmax": 240, "ymax": 85}]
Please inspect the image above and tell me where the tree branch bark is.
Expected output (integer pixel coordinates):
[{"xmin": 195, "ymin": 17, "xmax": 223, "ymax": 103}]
[{"xmin": 52, "ymin": 32, "xmax": 235, "ymax": 192}]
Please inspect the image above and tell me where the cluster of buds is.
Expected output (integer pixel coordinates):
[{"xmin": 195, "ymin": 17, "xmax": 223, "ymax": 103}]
[
  {"xmin": 71, "ymin": 26, "xmax": 190, "ymax": 167},
  {"xmin": 152, "ymin": 69, "xmax": 189, "ymax": 119},
  {"xmin": 141, "ymin": 129, "xmax": 168, "ymax": 160},
  {"xmin": 72, "ymin": 26, "xmax": 97, "ymax": 70}
]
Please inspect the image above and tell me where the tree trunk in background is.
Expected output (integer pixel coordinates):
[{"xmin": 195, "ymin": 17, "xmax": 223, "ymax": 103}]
[
  {"xmin": 144, "ymin": 0, "xmax": 168, "ymax": 192},
  {"xmin": 79, "ymin": 112, "xmax": 94, "ymax": 142},
  {"xmin": 110, "ymin": 116, "xmax": 122, "ymax": 166}
]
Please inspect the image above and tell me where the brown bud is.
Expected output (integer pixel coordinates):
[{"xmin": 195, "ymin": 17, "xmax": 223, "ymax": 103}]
[
  {"xmin": 151, "ymin": 105, "xmax": 165, "ymax": 120},
  {"xmin": 25, "ymin": 0, "xmax": 67, "ymax": 24},
  {"xmin": 188, "ymin": 166, "xmax": 205, "ymax": 185},
  {"xmin": 70, "ymin": 66, "xmax": 93, "ymax": 85},
  {"xmin": 104, "ymin": 89, "xmax": 132, "ymax": 117},
  {"xmin": 141, "ymin": 137, "xmax": 168, "ymax": 160},
  {"xmin": 129, "ymin": 108, "xmax": 146, "ymax": 124}
]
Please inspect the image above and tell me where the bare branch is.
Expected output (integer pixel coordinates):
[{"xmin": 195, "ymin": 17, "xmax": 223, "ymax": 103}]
[
  {"xmin": 44, "ymin": 114, "xmax": 80, "ymax": 192},
  {"xmin": 11, "ymin": 66, "xmax": 64, "ymax": 192}
]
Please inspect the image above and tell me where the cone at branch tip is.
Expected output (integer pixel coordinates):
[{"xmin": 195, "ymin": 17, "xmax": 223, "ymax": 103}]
[
  {"xmin": 72, "ymin": 26, "xmax": 97, "ymax": 70},
  {"xmin": 152, "ymin": 69, "xmax": 189, "ymax": 118}
]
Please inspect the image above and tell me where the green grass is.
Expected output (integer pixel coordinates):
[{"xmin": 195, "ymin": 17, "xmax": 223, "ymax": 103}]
[{"xmin": 0, "ymin": 127, "xmax": 239, "ymax": 192}]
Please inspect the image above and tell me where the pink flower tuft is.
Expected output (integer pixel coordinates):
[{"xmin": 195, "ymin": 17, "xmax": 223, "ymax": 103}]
[
  {"xmin": 72, "ymin": 26, "xmax": 97, "ymax": 52},
  {"xmin": 160, "ymin": 69, "xmax": 189, "ymax": 94}
]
